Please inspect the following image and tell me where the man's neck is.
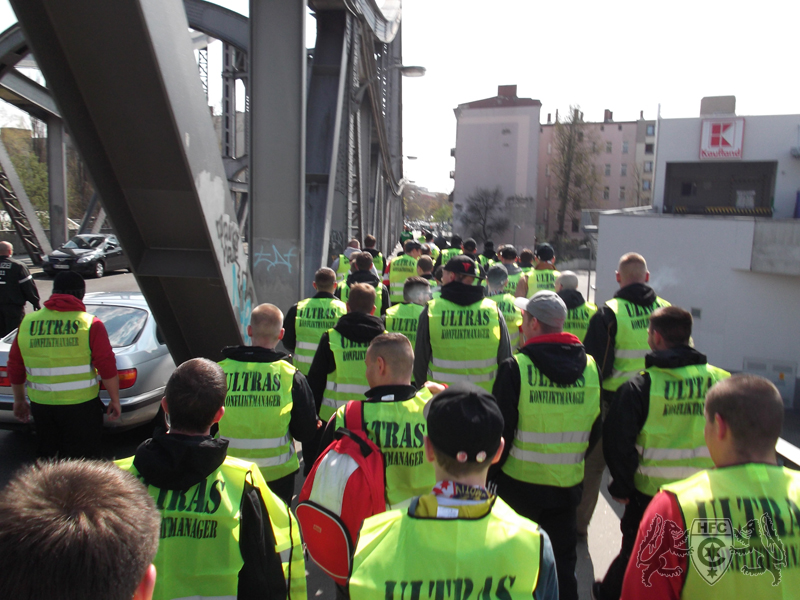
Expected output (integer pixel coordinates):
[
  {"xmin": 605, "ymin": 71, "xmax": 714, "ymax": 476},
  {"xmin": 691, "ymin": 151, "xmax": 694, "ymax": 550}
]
[
  {"xmin": 168, "ymin": 427, "xmax": 212, "ymax": 436},
  {"xmin": 249, "ymin": 338, "xmax": 277, "ymax": 350}
]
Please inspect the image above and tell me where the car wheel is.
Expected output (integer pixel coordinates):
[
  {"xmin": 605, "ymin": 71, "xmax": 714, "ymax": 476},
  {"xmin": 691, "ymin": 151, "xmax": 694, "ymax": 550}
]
[{"xmin": 94, "ymin": 261, "xmax": 105, "ymax": 278}]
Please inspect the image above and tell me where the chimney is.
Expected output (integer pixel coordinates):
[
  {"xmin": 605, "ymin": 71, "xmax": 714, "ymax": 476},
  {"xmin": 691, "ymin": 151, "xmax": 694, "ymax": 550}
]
[
  {"xmin": 547, "ymin": 113, "xmax": 551, "ymax": 124},
  {"xmin": 555, "ymin": 109, "xmax": 559, "ymax": 122},
  {"xmin": 639, "ymin": 110, "xmax": 644, "ymax": 119},
  {"xmin": 604, "ymin": 109, "xmax": 613, "ymax": 123},
  {"xmin": 498, "ymin": 85, "xmax": 517, "ymax": 98}
]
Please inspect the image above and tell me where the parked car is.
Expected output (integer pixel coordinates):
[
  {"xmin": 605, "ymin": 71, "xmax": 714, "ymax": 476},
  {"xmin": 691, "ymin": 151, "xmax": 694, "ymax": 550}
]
[
  {"xmin": 0, "ymin": 292, "xmax": 175, "ymax": 431},
  {"xmin": 42, "ymin": 233, "xmax": 129, "ymax": 278}
]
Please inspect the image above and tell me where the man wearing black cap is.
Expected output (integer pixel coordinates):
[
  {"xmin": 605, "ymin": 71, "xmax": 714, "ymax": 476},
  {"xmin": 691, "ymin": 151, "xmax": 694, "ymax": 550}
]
[
  {"xmin": 413, "ymin": 255, "xmax": 512, "ymax": 392},
  {"xmin": 516, "ymin": 243, "xmax": 561, "ymax": 298},
  {"xmin": 9, "ymin": 271, "xmax": 120, "ymax": 458},
  {"xmin": 481, "ymin": 240, "xmax": 497, "ymax": 265},
  {"xmin": 498, "ymin": 245, "xmax": 525, "ymax": 294},
  {"xmin": 492, "ymin": 291, "xmax": 601, "ymax": 600},
  {"xmin": 460, "ymin": 238, "xmax": 487, "ymax": 284},
  {"xmin": 349, "ymin": 383, "xmax": 559, "ymax": 600}
]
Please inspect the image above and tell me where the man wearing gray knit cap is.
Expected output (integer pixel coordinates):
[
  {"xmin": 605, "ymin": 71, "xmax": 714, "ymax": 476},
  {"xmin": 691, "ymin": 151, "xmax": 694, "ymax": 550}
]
[{"xmin": 490, "ymin": 291, "xmax": 602, "ymax": 600}]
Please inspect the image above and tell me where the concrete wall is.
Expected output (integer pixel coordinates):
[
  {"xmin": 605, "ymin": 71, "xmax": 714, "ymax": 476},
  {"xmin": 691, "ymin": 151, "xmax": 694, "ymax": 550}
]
[
  {"xmin": 595, "ymin": 213, "xmax": 800, "ymax": 407},
  {"xmin": 654, "ymin": 114, "xmax": 800, "ymax": 218}
]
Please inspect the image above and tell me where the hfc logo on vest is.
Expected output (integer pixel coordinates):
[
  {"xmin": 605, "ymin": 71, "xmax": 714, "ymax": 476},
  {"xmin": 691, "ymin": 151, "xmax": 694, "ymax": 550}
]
[{"xmin": 689, "ymin": 519, "xmax": 734, "ymax": 585}]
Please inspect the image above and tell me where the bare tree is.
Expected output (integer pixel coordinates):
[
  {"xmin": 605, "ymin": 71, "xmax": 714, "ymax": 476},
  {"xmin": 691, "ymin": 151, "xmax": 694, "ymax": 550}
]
[
  {"xmin": 551, "ymin": 107, "xmax": 600, "ymax": 238},
  {"xmin": 462, "ymin": 187, "xmax": 510, "ymax": 243}
]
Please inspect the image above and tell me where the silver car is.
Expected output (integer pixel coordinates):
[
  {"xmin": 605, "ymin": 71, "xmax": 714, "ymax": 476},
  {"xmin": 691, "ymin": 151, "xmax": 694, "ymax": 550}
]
[{"xmin": 0, "ymin": 292, "xmax": 176, "ymax": 431}]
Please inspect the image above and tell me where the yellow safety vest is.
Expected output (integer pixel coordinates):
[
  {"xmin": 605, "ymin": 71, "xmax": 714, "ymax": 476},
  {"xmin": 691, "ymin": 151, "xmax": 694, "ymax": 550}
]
[
  {"xmin": 384, "ymin": 303, "xmax": 425, "ymax": 348},
  {"xmin": 117, "ymin": 455, "xmax": 307, "ymax": 600},
  {"xmin": 488, "ymin": 292, "xmax": 523, "ymax": 349},
  {"xmin": 17, "ymin": 308, "xmax": 99, "ymax": 405},
  {"xmin": 341, "ymin": 281, "xmax": 383, "ymax": 313},
  {"xmin": 504, "ymin": 271, "xmax": 523, "ymax": 295},
  {"xmin": 350, "ymin": 497, "xmax": 542, "ymax": 600},
  {"xmin": 439, "ymin": 247, "xmax": 461, "ymax": 265},
  {"xmin": 563, "ymin": 301, "xmax": 597, "ymax": 342},
  {"xmin": 662, "ymin": 464, "xmax": 800, "ymax": 598},
  {"xmin": 334, "ymin": 388, "xmax": 434, "ymax": 509},
  {"xmin": 426, "ymin": 297, "xmax": 500, "ymax": 392},
  {"xmin": 603, "ymin": 296, "xmax": 671, "ymax": 391},
  {"xmin": 217, "ymin": 358, "xmax": 299, "ymax": 481},
  {"xmin": 525, "ymin": 269, "xmax": 561, "ymax": 297},
  {"xmin": 502, "ymin": 353, "xmax": 600, "ymax": 487},
  {"xmin": 294, "ymin": 297, "xmax": 347, "ymax": 375},
  {"xmin": 388, "ymin": 255, "xmax": 418, "ymax": 304},
  {"xmin": 633, "ymin": 363, "xmax": 730, "ymax": 496},
  {"xmin": 335, "ymin": 254, "xmax": 351, "ymax": 282},
  {"xmin": 320, "ymin": 329, "xmax": 373, "ymax": 421}
]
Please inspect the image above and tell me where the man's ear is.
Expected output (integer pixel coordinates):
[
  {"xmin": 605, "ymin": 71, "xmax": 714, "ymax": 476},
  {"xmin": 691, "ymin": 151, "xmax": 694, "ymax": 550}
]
[
  {"xmin": 278, "ymin": 328, "xmax": 285, "ymax": 341},
  {"xmin": 160, "ymin": 397, "xmax": 168, "ymax": 414},
  {"xmin": 714, "ymin": 413, "xmax": 728, "ymax": 441},
  {"xmin": 423, "ymin": 436, "xmax": 436, "ymax": 464},
  {"xmin": 212, "ymin": 405, "xmax": 225, "ymax": 425},
  {"xmin": 247, "ymin": 324, "xmax": 253, "ymax": 338},
  {"xmin": 490, "ymin": 438, "xmax": 505, "ymax": 465},
  {"xmin": 645, "ymin": 271, "xmax": 650, "ymax": 283},
  {"xmin": 615, "ymin": 271, "xmax": 621, "ymax": 283},
  {"xmin": 370, "ymin": 305, "xmax": 376, "ymax": 315},
  {"xmin": 133, "ymin": 564, "xmax": 157, "ymax": 600}
]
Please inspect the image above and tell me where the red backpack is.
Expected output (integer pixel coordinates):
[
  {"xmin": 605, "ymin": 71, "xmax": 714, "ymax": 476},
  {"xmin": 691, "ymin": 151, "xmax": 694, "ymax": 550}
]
[{"xmin": 296, "ymin": 401, "xmax": 386, "ymax": 585}]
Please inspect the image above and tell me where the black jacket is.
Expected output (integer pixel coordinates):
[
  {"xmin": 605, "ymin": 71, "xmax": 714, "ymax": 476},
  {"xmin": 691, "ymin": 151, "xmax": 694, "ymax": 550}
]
[
  {"xmin": 557, "ymin": 288, "xmax": 587, "ymax": 310},
  {"xmin": 413, "ymin": 281, "xmax": 512, "ymax": 388},
  {"xmin": 603, "ymin": 345, "xmax": 709, "ymax": 500},
  {"xmin": 133, "ymin": 433, "xmax": 288, "ymax": 599},
  {"xmin": 491, "ymin": 335, "xmax": 602, "ymax": 506},
  {"xmin": 282, "ymin": 291, "xmax": 337, "ymax": 353},
  {"xmin": 221, "ymin": 345, "xmax": 319, "ymax": 444},
  {"xmin": 583, "ymin": 283, "xmax": 660, "ymax": 383},
  {"xmin": 363, "ymin": 247, "xmax": 386, "ymax": 274},
  {"xmin": 335, "ymin": 270, "xmax": 391, "ymax": 315},
  {"xmin": 0, "ymin": 255, "xmax": 39, "ymax": 308},
  {"xmin": 306, "ymin": 312, "xmax": 386, "ymax": 413}
]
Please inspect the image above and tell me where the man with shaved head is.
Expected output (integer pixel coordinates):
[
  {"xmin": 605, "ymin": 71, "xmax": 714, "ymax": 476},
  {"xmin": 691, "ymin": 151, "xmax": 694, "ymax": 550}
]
[
  {"xmin": 217, "ymin": 303, "xmax": 318, "ymax": 505},
  {"xmin": 0, "ymin": 240, "xmax": 40, "ymax": 336},
  {"xmin": 556, "ymin": 270, "xmax": 597, "ymax": 342},
  {"xmin": 577, "ymin": 252, "xmax": 671, "ymax": 537},
  {"xmin": 336, "ymin": 251, "xmax": 390, "ymax": 315},
  {"xmin": 319, "ymin": 333, "xmax": 442, "ymax": 509}
]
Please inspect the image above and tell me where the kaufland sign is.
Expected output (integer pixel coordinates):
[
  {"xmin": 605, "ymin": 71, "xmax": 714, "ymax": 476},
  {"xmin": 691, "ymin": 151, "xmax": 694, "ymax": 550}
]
[{"xmin": 700, "ymin": 118, "xmax": 745, "ymax": 160}]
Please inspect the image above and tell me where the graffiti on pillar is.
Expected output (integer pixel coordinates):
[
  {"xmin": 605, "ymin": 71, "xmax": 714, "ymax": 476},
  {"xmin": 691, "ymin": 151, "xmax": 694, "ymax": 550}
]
[
  {"xmin": 215, "ymin": 213, "xmax": 240, "ymax": 267},
  {"xmin": 253, "ymin": 243, "xmax": 298, "ymax": 273},
  {"xmin": 329, "ymin": 229, "xmax": 345, "ymax": 256},
  {"xmin": 214, "ymin": 211, "xmax": 253, "ymax": 344}
]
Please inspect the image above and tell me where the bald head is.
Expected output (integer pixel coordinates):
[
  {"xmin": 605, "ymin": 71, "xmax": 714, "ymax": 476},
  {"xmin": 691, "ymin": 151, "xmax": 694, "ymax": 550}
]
[
  {"xmin": 249, "ymin": 303, "xmax": 284, "ymax": 347},
  {"xmin": 366, "ymin": 333, "xmax": 413, "ymax": 386},
  {"xmin": 314, "ymin": 267, "xmax": 337, "ymax": 293},
  {"xmin": 617, "ymin": 252, "xmax": 649, "ymax": 287},
  {"xmin": 556, "ymin": 270, "xmax": 579, "ymax": 291},
  {"xmin": 0, "ymin": 241, "xmax": 12, "ymax": 256}
]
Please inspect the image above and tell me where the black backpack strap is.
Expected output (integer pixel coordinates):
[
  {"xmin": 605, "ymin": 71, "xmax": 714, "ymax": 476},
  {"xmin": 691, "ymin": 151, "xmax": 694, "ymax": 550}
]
[
  {"xmin": 333, "ymin": 427, "xmax": 374, "ymax": 458},
  {"xmin": 343, "ymin": 400, "xmax": 365, "ymax": 432}
]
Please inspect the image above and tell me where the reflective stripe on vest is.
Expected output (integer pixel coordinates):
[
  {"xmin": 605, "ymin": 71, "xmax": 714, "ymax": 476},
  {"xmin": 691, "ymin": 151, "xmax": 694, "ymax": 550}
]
[
  {"xmin": 603, "ymin": 296, "xmax": 671, "ymax": 392},
  {"xmin": 502, "ymin": 353, "xmax": 600, "ymax": 487},
  {"xmin": 17, "ymin": 308, "xmax": 99, "ymax": 405},
  {"xmin": 320, "ymin": 330, "xmax": 373, "ymax": 421},
  {"xmin": 662, "ymin": 464, "xmax": 800, "ymax": 598},
  {"xmin": 426, "ymin": 297, "xmax": 500, "ymax": 392},
  {"xmin": 334, "ymin": 389, "xmax": 435, "ymax": 508},
  {"xmin": 350, "ymin": 497, "xmax": 542, "ymax": 600},
  {"xmin": 384, "ymin": 303, "xmax": 425, "ymax": 347},
  {"xmin": 294, "ymin": 297, "xmax": 347, "ymax": 375},
  {"xmin": 563, "ymin": 301, "xmax": 597, "ymax": 342},
  {"xmin": 633, "ymin": 363, "xmax": 730, "ymax": 496},
  {"xmin": 489, "ymin": 293, "xmax": 523, "ymax": 349},
  {"xmin": 217, "ymin": 358, "xmax": 299, "ymax": 481},
  {"xmin": 388, "ymin": 255, "xmax": 418, "ymax": 304},
  {"xmin": 526, "ymin": 269, "xmax": 560, "ymax": 297}
]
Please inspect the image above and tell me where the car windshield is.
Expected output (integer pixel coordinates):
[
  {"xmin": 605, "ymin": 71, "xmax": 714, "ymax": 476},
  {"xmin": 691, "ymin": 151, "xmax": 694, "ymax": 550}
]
[
  {"xmin": 63, "ymin": 236, "xmax": 104, "ymax": 250},
  {"xmin": 84, "ymin": 305, "xmax": 148, "ymax": 348}
]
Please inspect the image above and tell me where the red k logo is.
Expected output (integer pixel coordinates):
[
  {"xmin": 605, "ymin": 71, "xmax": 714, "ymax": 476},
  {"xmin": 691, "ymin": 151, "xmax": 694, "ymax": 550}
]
[
  {"xmin": 710, "ymin": 123, "xmax": 733, "ymax": 148},
  {"xmin": 462, "ymin": 262, "xmax": 471, "ymax": 272}
]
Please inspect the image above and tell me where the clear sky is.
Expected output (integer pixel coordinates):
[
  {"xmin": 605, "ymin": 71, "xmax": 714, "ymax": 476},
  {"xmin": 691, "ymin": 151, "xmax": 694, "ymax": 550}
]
[{"xmin": 0, "ymin": 0, "xmax": 796, "ymax": 194}]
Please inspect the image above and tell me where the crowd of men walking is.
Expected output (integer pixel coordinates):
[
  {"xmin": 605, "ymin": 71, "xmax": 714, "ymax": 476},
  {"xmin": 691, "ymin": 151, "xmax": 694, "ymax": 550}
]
[{"xmin": 0, "ymin": 229, "xmax": 797, "ymax": 600}]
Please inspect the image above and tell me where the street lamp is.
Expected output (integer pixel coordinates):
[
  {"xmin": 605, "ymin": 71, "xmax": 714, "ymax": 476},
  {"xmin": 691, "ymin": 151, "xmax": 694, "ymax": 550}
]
[{"xmin": 353, "ymin": 64, "xmax": 426, "ymax": 105}]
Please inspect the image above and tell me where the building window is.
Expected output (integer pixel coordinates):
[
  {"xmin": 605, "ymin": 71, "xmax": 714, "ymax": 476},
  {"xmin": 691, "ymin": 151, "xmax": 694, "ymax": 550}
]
[
  {"xmin": 547, "ymin": 142, "xmax": 552, "ymax": 155},
  {"xmin": 543, "ymin": 208, "xmax": 549, "ymax": 222},
  {"xmin": 644, "ymin": 161, "xmax": 653, "ymax": 173},
  {"xmin": 618, "ymin": 124, "xmax": 623, "ymax": 131},
  {"xmin": 619, "ymin": 186, "xmax": 626, "ymax": 200},
  {"xmin": 572, "ymin": 218, "xmax": 580, "ymax": 233},
  {"xmin": 646, "ymin": 124, "xmax": 655, "ymax": 136},
  {"xmin": 645, "ymin": 143, "xmax": 654, "ymax": 154},
  {"xmin": 545, "ymin": 165, "xmax": 550, "ymax": 176},
  {"xmin": 606, "ymin": 141, "xmax": 613, "ymax": 153},
  {"xmin": 545, "ymin": 186, "xmax": 550, "ymax": 199},
  {"xmin": 642, "ymin": 180, "xmax": 652, "ymax": 191},
  {"xmin": 574, "ymin": 175, "xmax": 583, "ymax": 187},
  {"xmin": 604, "ymin": 164, "xmax": 611, "ymax": 176},
  {"xmin": 577, "ymin": 132, "xmax": 584, "ymax": 142},
  {"xmin": 603, "ymin": 187, "xmax": 610, "ymax": 200},
  {"xmin": 600, "ymin": 125, "xmax": 605, "ymax": 131},
  {"xmin": 502, "ymin": 128, "xmax": 511, "ymax": 135},
  {"xmin": 621, "ymin": 164, "xmax": 627, "ymax": 176},
  {"xmin": 622, "ymin": 141, "xmax": 629, "ymax": 154}
]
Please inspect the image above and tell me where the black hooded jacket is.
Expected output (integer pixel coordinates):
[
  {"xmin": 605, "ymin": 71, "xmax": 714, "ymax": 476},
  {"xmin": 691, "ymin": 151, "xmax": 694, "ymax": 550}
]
[
  {"xmin": 335, "ymin": 269, "xmax": 391, "ymax": 315},
  {"xmin": 220, "ymin": 345, "xmax": 318, "ymax": 445},
  {"xmin": 583, "ymin": 283, "xmax": 662, "ymax": 383},
  {"xmin": 306, "ymin": 312, "xmax": 386, "ymax": 413},
  {"xmin": 557, "ymin": 288, "xmax": 587, "ymax": 311},
  {"xmin": 413, "ymin": 281, "xmax": 512, "ymax": 388},
  {"xmin": 490, "ymin": 335, "xmax": 603, "ymax": 504},
  {"xmin": 132, "ymin": 433, "xmax": 288, "ymax": 599},
  {"xmin": 603, "ymin": 346, "xmax": 711, "ymax": 500}
]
